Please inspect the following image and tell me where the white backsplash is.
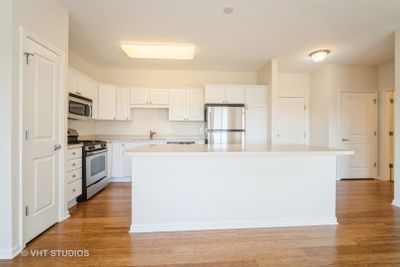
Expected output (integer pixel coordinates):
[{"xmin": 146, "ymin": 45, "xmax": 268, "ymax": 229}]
[{"xmin": 68, "ymin": 109, "xmax": 204, "ymax": 137}]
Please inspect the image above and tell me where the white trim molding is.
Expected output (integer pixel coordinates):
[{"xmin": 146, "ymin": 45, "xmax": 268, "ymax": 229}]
[
  {"xmin": 0, "ymin": 244, "xmax": 23, "ymax": 259},
  {"xmin": 392, "ymin": 199, "xmax": 400, "ymax": 208},
  {"xmin": 130, "ymin": 217, "xmax": 338, "ymax": 233}
]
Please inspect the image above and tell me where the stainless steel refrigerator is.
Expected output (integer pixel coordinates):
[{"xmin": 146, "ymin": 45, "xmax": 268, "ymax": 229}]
[{"xmin": 204, "ymin": 104, "xmax": 246, "ymax": 144}]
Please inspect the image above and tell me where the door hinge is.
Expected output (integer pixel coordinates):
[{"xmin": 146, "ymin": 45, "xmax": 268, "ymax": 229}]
[
  {"xmin": 390, "ymin": 98, "xmax": 394, "ymax": 104},
  {"xmin": 374, "ymin": 162, "xmax": 377, "ymax": 168},
  {"xmin": 389, "ymin": 163, "xmax": 394, "ymax": 169},
  {"xmin": 374, "ymin": 131, "xmax": 377, "ymax": 136},
  {"xmin": 304, "ymin": 105, "xmax": 307, "ymax": 110},
  {"xmin": 304, "ymin": 133, "xmax": 306, "ymax": 138},
  {"xmin": 373, "ymin": 99, "xmax": 377, "ymax": 104},
  {"xmin": 25, "ymin": 206, "xmax": 29, "ymax": 216},
  {"xmin": 389, "ymin": 131, "xmax": 394, "ymax": 136},
  {"xmin": 25, "ymin": 130, "xmax": 29, "ymax": 141},
  {"xmin": 24, "ymin": 52, "xmax": 34, "ymax": 65}
]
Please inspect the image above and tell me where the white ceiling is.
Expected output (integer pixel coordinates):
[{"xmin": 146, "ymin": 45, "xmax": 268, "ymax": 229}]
[{"xmin": 59, "ymin": 0, "xmax": 399, "ymax": 72}]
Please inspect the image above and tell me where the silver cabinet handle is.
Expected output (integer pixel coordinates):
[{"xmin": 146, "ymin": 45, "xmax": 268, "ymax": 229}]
[
  {"xmin": 72, "ymin": 174, "xmax": 76, "ymax": 178},
  {"xmin": 342, "ymin": 138, "xmax": 350, "ymax": 142},
  {"xmin": 72, "ymin": 152, "xmax": 76, "ymax": 155},
  {"xmin": 72, "ymin": 189, "xmax": 76, "ymax": 192},
  {"xmin": 53, "ymin": 144, "xmax": 62, "ymax": 151},
  {"xmin": 72, "ymin": 163, "xmax": 76, "ymax": 167}
]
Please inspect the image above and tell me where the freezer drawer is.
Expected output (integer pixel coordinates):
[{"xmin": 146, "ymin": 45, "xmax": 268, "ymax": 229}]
[{"xmin": 207, "ymin": 131, "xmax": 244, "ymax": 144}]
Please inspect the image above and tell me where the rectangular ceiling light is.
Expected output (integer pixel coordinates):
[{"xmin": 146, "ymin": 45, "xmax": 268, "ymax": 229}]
[{"xmin": 121, "ymin": 43, "xmax": 195, "ymax": 60}]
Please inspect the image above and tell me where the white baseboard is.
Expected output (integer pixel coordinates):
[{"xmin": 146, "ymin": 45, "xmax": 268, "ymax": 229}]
[
  {"xmin": 110, "ymin": 177, "xmax": 131, "ymax": 183},
  {"xmin": 129, "ymin": 217, "xmax": 338, "ymax": 233},
  {"xmin": 0, "ymin": 244, "xmax": 22, "ymax": 259},
  {"xmin": 67, "ymin": 199, "xmax": 77, "ymax": 209},
  {"xmin": 392, "ymin": 199, "xmax": 400, "ymax": 208}
]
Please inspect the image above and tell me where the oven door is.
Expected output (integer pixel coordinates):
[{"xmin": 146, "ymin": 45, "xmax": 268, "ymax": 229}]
[
  {"xmin": 69, "ymin": 97, "xmax": 92, "ymax": 120},
  {"xmin": 85, "ymin": 150, "xmax": 107, "ymax": 186}
]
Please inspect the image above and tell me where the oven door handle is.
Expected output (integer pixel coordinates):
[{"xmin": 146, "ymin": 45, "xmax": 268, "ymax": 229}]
[{"xmin": 86, "ymin": 150, "xmax": 107, "ymax": 157}]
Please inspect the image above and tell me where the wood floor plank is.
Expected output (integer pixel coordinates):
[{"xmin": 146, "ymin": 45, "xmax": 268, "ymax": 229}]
[{"xmin": 2, "ymin": 180, "xmax": 400, "ymax": 266}]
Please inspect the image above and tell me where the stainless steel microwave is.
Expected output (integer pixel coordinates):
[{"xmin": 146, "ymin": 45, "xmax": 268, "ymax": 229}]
[{"xmin": 68, "ymin": 93, "xmax": 93, "ymax": 120}]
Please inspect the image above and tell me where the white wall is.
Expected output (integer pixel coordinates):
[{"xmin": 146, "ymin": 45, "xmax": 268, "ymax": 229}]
[
  {"xmin": 310, "ymin": 66, "xmax": 330, "ymax": 146},
  {"xmin": 0, "ymin": 0, "xmax": 69, "ymax": 258},
  {"xmin": 393, "ymin": 30, "xmax": 400, "ymax": 207},
  {"xmin": 0, "ymin": 0, "xmax": 14, "ymax": 258},
  {"xmin": 378, "ymin": 61, "xmax": 395, "ymax": 180}
]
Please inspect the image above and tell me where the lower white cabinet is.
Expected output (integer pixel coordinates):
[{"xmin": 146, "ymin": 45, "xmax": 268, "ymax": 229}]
[{"xmin": 66, "ymin": 147, "xmax": 83, "ymax": 205}]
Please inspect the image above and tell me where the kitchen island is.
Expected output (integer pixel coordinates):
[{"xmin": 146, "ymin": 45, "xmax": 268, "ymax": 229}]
[{"xmin": 125, "ymin": 144, "xmax": 352, "ymax": 233}]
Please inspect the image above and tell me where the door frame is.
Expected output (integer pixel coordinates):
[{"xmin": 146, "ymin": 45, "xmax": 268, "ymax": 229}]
[
  {"xmin": 337, "ymin": 91, "xmax": 378, "ymax": 179},
  {"xmin": 384, "ymin": 90, "xmax": 395, "ymax": 181},
  {"xmin": 19, "ymin": 27, "xmax": 67, "ymax": 249}
]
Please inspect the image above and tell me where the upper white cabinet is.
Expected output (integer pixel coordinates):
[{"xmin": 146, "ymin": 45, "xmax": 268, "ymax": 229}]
[
  {"xmin": 130, "ymin": 88, "xmax": 169, "ymax": 107},
  {"xmin": 169, "ymin": 88, "xmax": 204, "ymax": 121},
  {"xmin": 98, "ymin": 84, "xmax": 116, "ymax": 120},
  {"xmin": 245, "ymin": 86, "xmax": 267, "ymax": 145},
  {"xmin": 205, "ymin": 85, "xmax": 245, "ymax": 104},
  {"xmin": 68, "ymin": 68, "xmax": 92, "ymax": 98},
  {"xmin": 245, "ymin": 86, "xmax": 266, "ymax": 108},
  {"xmin": 116, "ymin": 87, "xmax": 131, "ymax": 121}
]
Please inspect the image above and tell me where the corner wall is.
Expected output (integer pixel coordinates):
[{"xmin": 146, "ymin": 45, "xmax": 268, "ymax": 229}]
[{"xmin": 0, "ymin": 0, "xmax": 69, "ymax": 259}]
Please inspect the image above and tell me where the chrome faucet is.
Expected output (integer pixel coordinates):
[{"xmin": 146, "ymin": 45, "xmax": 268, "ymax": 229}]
[{"xmin": 149, "ymin": 130, "xmax": 157, "ymax": 140}]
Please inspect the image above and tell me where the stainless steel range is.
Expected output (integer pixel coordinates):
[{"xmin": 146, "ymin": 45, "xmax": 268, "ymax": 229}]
[{"xmin": 77, "ymin": 140, "xmax": 109, "ymax": 201}]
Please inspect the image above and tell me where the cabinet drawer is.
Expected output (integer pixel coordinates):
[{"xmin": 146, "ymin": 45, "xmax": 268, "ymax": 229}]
[
  {"xmin": 67, "ymin": 148, "xmax": 82, "ymax": 160},
  {"xmin": 67, "ymin": 158, "xmax": 82, "ymax": 172},
  {"xmin": 68, "ymin": 179, "xmax": 82, "ymax": 201},
  {"xmin": 66, "ymin": 168, "xmax": 82, "ymax": 183}
]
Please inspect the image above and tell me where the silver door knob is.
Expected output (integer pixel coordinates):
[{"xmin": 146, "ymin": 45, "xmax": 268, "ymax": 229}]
[
  {"xmin": 342, "ymin": 138, "xmax": 350, "ymax": 142},
  {"xmin": 53, "ymin": 144, "xmax": 62, "ymax": 151}
]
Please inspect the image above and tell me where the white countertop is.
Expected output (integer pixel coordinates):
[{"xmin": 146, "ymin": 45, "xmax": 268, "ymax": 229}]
[
  {"xmin": 67, "ymin": 143, "xmax": 83, "ymax": 149},
  {"xmin": 125, "ymin": 144, "xmax": 353, "ymax": 156},
  {"xmin": 78, "ymin": 135, "xmax": 204, "ymax": 143}
]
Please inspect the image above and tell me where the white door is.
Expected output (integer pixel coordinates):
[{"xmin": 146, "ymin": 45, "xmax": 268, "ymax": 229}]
[
  {"xmin": 130, "ymin": 88, "xmax": 148, "ymax": 105},
  {"xmin": 23, "ymin": 36, "xmax": 62, "ymax": 242},
  {"xmin": 187, "ymin": 89, "xmax": 204, "ymax": 121},
  {"xmin": 275, "ymin": 97, "xmax": 306, "ymax": 144},
  {"xmin": 225, "ymin": 87, "xmax": 245, "ymax": 104},
  {"xmin": 169, "ymin": 89, "xmax": 187, "ymax": 121},
  {"xmin": 340, "ymin": 92, "xmax": 377, "ymax": 179},
  {"xmin": 98, "ymin": 84, "xmax": 116, "ymax": 120},
  {"xmin": 116, "ymin": 87, "xmax": 130, "ymax": 120}
]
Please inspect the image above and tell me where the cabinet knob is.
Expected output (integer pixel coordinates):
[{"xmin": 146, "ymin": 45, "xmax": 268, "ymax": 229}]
[
  {"xmin": 72, "ymin": 152, "xmax": 76, "ymax": 155},
  {"xmin": 72, "ymin": 174, "xmax": 76, "ymax": 177},
  {"xmin": 72, "ymin": 189, "xmax": 76, "ymax": 192},
  {"xmin": 72, "ymin": 163, "xmax": 76, "ymax": 166}
]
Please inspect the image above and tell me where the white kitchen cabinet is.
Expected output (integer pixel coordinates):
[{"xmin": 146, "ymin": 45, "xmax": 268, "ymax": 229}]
[
  {"xmin": 116, "ymin": 87, "xmax": 131, "ymax": 121},
  {"xmin": 169, "ymin": 88, "xmax": 204, "ymax": 121},
  {"xmin": 66, "ymin": 146, "xmax": 83, "ymax": 207},
  {"xmin": 245, "ymin": 86, "xmax": 266, "ymax": 108},
  {"xmin": 245, "ymin": 86, "xmax": 267, "ymax": 145},
  {"xmin": 205, "ymin": 85, "xmax": 245, "ymax": 104},
  {"xmin": 68, "ymin": 68, "xmax": 93, "ymax": 98},
  {"xmin": 98, "ymin": 84, "xmax": 116, "ymax": 120},
  {"xmin": 246, "ymin": 108, "xmax": 267, "ymax": 144},
  {"xmin": 111, "ymin": 143, "xmax": 125, "ymax": 177},
  {"xmin": 130, "ymin": 88, "xmax": 169, "ymax": 107},
  {"xmin": 90, "ymin": 81, "xmax": 99, "ymax": 120}
]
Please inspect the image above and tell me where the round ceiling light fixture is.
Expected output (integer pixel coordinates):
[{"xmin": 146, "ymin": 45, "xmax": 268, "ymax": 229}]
[
  {"xmin": 309, "ymin": 49, "xmax": 330, "ymax": 62},
  {"xmin": 223, "ymin": 6, "xmax": 234, "ymax": 14}
]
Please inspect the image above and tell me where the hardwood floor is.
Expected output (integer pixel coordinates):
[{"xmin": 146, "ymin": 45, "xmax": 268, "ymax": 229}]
[{"xmin": 3, "ymin": 180, "xmax": 400, "ymax": 267}]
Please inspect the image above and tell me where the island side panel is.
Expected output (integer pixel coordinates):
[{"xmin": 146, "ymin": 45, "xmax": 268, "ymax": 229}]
[{"xmin": 130, "ymin": 154, "xmax": 337, "ymax": 233}]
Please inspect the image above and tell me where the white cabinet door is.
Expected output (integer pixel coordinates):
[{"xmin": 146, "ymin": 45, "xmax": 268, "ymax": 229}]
[
  {"xmin": 169, "ymin": 89, "xmax": 187, "ymax": 121},
  {"xmin": 68, "ymin": 69, "xmax": 79, "ymax": 95},
  {"xmin": 225, "ymin": 86, "xmax": 245, "ymax": 104},
  {"xmin": 205, "ymin": 86, "xmax": 225, "ymax": 104},
  {"xmin": 98, "ymin": 84, "xmax": 116, "ymax": 120},
  {"xmin": 187, "ymin": 89, "xmax": 204, "ymax": 121},
  {"xmin": 90, "ymin": 82, "xmax": 99, "ymax": 120},
  {"xmin": 78, "ymin": 76, "xmax": 90, "ymax": 98},
  {"xmin": 116, "ymin": 87, "xmax": 130, "ymax": 121},
  {"xmin": 112, "ymin": 143, "xmax": 125, "ymax": 178},
  {"xmin": 130, "ymin": 88, "xmax": 148, "ymax": 105},
  {"xmin": 274, "ymin": 97, "xmax": 306, "ymax": 144},
  {"xmin": 149, "ymin": 89, "xmax": 169, "ymax": 105},
  {"xmin": 245, "ymin": 86, "xmax": 266, "ymax": 108},
  {"xmin": 246, "ymin": 108, "xmax": 267, "ymax": 145}
]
